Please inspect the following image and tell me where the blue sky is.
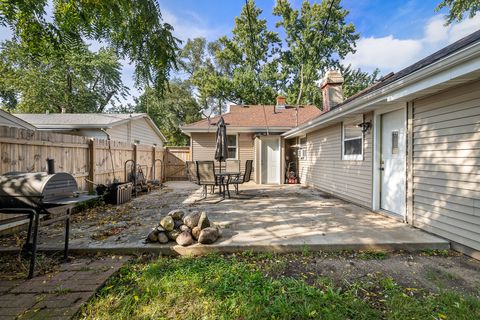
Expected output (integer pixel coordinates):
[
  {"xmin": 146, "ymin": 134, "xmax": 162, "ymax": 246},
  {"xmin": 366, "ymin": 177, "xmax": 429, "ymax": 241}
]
[
  {"xmin": 158, "ymin": 0, "xmax": 479, "ymax": 74},
  {"xmin": 1, "ymin": 0, "xmax": 479, "ymax": 105}
]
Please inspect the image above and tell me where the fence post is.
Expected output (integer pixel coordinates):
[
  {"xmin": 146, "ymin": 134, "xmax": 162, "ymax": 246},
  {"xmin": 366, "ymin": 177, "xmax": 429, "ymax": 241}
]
[
  {"xmin": 88, "ymin": 138, "xmax": 96, "ymax": 193},
  {"xmin": 133, "ymin": 143, "xmax": 138, "ymax": 167},
  {"xmin": 151, "ymin": 146, "xmax": 156, "ymax": 181}
]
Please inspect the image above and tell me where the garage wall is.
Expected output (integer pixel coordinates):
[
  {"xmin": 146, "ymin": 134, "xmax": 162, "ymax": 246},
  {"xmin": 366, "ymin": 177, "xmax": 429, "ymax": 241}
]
[
  {"xmin": 298, "ymin": 112, "xmax": 373, "ymax": 208},
  {"xmin": 412, "ymin": 80, "xmax": 480, "ymax": 253},
  {"xmin": 191, "ymin": 132, "xmax": 254, "ymax": 173}
]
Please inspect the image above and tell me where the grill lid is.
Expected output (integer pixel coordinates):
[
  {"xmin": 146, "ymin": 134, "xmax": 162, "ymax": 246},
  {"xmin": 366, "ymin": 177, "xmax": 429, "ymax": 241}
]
[{"xmin": 0, "ymin": 172, "xmax": 78, "ymax": 206}]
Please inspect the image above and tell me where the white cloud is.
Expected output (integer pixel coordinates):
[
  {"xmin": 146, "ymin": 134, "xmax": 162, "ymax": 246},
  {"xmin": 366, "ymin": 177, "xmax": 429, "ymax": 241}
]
[
  {"xmin": 346, "ymin": 36, "xmax": 422, "ymax": 71},
  {"xmin": 162, "ymin": 9, "xmax": 225, "ymax": 42},
  {"xmin": 344, "ymin": 14, "xmax": 480, "ymax": 74}
]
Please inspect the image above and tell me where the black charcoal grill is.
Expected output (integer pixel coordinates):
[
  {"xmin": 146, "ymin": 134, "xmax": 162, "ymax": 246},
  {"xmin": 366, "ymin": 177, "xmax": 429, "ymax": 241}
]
[{"xmin": 0, "ymin": 166, "xmax": 97, "ymax": 278}]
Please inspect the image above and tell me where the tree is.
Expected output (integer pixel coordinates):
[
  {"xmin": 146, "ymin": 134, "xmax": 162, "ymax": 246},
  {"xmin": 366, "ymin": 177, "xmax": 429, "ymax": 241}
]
[
  {"xmin": 338, "ymin": 65, "xmax": 380, "ymax": 99},
  {"xmin": 273, "ymin": 0, "xmax": 359, "ymax": 106},
  {"xmin": 135, "ymin": 81, "xmax": 203, "ymax": 146},
  {"xmin": 436, "ymin": 0, "xmax": 480, "ymax": 24},
  {"xmin": 182, "ymin": 1, "xmax": 282, "ymax": 108},
  {"xmin": 0, "ymin": 41, "xmax": 128, "ymax": 113},
  {"xmin": 0, "ymin": 0, "xmax": 179, "ymax": 93}
]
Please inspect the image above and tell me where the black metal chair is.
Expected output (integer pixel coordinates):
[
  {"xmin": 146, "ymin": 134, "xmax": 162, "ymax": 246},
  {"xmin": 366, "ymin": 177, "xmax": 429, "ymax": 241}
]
[
  {"xmin": 229, "ymin": 160, "xmax": 253, "ymax": 194},
  {"xmin": 196, "ymin": 161, "xmax": 226, "ymax": 198}
]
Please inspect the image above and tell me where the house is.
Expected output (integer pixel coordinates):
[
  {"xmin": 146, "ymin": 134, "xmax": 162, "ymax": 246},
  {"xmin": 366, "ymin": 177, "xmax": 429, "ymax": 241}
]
[
  {"xmin": 0, "ymin": 109, "xmax": 36, "ymax": 130},
  {"xmin": 282, "ymin": 30, "xmax": 480, "ymax": 258},
  {"xmin": 181, "ymin": 100, "xmax": 321, "ymax": 183},
  {"xmin": 14, "ymin": 113, "xmax": 166, "ymax": 146}
]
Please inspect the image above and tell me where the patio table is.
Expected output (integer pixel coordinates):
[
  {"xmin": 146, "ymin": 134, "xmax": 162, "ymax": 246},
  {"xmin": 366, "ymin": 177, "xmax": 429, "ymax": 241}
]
[{"xmin": 214, "ymin": 172, "xmax": 239, "ymax": 199}]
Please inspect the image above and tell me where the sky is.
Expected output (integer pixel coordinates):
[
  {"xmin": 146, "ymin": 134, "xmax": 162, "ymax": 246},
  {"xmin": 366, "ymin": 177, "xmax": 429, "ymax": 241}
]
[{"xmin": 1, "ymin": 0, "xmax": 479, "ymax": 105}]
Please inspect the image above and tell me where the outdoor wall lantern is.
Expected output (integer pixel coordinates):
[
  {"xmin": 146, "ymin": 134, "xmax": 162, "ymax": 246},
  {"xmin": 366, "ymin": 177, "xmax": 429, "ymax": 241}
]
[{"xmin": 357, "ymin": 120, "xmax": 372, "ymax": 133}]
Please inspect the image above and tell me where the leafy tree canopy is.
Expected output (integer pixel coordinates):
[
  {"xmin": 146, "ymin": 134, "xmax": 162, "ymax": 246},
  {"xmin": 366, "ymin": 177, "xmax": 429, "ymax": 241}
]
[
  {"xmin": 134, "ymin": 81, "xmax": 203, "ymax": 146},
  {"xmin": 436, "ymin": 0, "xmax": 480, "ymax": 24},
  {"xmin": 0, "ymin": 40, "xmax": 127, "ymax": 112},
  {"xmin": 0, "ymin": 0, "xmax": 179, "ymax": 92},
  {"xmin": 177, "ymin": 0, "xmax": 378, "ymax": 113}
]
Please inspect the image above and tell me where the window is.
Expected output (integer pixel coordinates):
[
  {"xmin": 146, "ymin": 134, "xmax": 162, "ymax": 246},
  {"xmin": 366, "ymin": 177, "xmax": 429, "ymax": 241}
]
[
  {"xmin": 227, "ymin": 135, "xmax": 237, "ymax": 159},
  {"xmin": 342, "ymin": 116, "xmax": 363, "ymax": 160},
  {"xmin": 298, "ymin": 137, "xmax": 307, "ymax": 160},
  {"xmin": 391, "ymin": 131, "xmax": 399, "ymax": 154}
]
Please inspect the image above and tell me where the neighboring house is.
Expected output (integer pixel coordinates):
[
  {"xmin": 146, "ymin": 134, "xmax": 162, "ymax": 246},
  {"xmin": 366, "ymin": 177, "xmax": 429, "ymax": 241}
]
[
  {"xmin": 14, "ymin": 113, "xmax": 166, "ymax": 146},
  {"xmin": 181, "ymin": 99, "xmax": 321, "ymax": 183},
  {"xmin": 282, "ymin": 30, "xmax": 480, "ymax": 258},
  {"xmin": 0, "ymin": 109, "xmax": 36, "ymax": 130}
]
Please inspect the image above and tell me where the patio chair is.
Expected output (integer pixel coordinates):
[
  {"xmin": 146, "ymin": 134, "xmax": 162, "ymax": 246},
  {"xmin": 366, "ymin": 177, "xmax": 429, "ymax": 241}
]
[
  {"xmin": 229, "ymin": 160, "xmax": 253, "ymax": 194},
  {"xmin": 196, "ymin": 161, "xmax": 224, "ymax": 198},
  {"xmin": 186, "ymin": 161, "xmax": 198, "ymax": 184},
  {"xmin": 225, "ymin": 159, "xmax": 240, "ymax": 173}
]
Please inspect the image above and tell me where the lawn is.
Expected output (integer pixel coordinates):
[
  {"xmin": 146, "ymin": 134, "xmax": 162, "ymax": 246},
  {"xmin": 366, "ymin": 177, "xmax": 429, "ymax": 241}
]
[{"xmin": 78, "ymin": 252, "xmax": 480, "ymax": 320}]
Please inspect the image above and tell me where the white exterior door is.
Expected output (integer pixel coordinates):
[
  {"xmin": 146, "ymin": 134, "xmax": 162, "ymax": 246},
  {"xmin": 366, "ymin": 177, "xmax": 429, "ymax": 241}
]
[
  {"xmin": 381, "ymin": 109, "xmax": 406, "ymax": 216},
  {"xmin": 261, "ymin": 138, "xmax": 280, "ymax": 184}
]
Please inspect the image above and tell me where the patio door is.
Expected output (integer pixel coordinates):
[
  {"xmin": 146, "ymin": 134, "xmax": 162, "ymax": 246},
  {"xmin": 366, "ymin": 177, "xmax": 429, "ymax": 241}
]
[
  {"xmin": 380, "ymin": 108, "xmax": 406, "ymax": 216},
  {"xmin": 261, "ymin": 138, "xmax": 280, "ymax": 184}
]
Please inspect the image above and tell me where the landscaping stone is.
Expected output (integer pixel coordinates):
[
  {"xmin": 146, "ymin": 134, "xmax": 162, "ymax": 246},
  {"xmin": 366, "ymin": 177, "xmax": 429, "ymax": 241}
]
[
  {"xmin": 168, "ymin": 209, "xmax": 186, "ymax": 220},
  {"xmin": 160, "ymin": 216, "xmax": 174, "ymax": 231},
  {"xmin": 147, "ymin": 229, "xmax": 159, "ymax": 242},
  {"xmin": 176, "ymin": 231, "xmax": 193, "ymax": 246},
  {"xmin": 198, "ymin": 211, "xmax": 211, "ymax": 230},
  {"xmin": 180, "ymin": 225, "xmax": 191, "ymax": 233},
  {"xmin": 183, "ymin": 211, "xmax": 201, "ymax": 228},
  {"xmin": 198, "ymin": 227, "xmax": 219, "ymax": 244},
  {"xmin": 167, "ymin": 229, "xmax": 181, "ymax": 241},
  {"xmin": 192, "ymin": 226, "xmax": 201, "ymax": 240},
  {"xmin": 174, "ymin": 219, "xmax": 184, "ymax": 229},
  {"xmin": 157, "ymin": 232, "xmax": 169, "ymax": 244},
  {"xmin": 156, "ymin": 225, "xmax": 165, "ymax": 232}
]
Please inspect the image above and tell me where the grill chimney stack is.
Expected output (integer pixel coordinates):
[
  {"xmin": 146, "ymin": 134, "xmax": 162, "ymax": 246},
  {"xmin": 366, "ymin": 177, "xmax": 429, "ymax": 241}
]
[
  {"xmin": 46, "ymin": 158, "xmax": 55, "ymax": 174},
  {"xmin": 321, "ymin": 70, "xmax": 344, "ymax": 112}
]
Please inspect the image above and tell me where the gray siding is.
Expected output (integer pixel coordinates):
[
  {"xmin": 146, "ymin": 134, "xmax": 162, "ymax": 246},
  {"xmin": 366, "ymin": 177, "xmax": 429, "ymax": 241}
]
[
  {"xmin": 298, "ymin": 112, "xmax": 373, "ymax": 208},
  {"xmin": 191, "ymin": 132, "xmax": 254, "ymax": 173},
  {"xmin": 412, "ymin": 80, "xmax": 480, "ymax": 251}
]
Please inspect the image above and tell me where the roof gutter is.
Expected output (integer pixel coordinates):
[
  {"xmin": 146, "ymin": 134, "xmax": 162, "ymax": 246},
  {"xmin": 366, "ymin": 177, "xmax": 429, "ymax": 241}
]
[
  {"xmin": 181, "ymin": 126, "xmax": 292, "ymax": 135},
  {"xmin": 283, "ymin": 39, "xmax": 480, "ymax": 139}
]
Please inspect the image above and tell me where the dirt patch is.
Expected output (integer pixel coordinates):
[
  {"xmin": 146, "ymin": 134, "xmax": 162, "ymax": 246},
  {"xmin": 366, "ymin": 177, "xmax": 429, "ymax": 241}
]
[{"xmin": 245, "ymin": 251, "xmax": 480, "ymax": 297}]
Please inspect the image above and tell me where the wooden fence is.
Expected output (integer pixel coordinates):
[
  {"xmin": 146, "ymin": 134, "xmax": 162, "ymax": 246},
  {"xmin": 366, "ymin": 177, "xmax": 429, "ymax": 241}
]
[
  {"xmin": 0, "ymin": 126, "xmax": 165, "ymax": 193},
  {"xmin": 164, "ymin": 146, "xmax": 191, "ymax": 181}
]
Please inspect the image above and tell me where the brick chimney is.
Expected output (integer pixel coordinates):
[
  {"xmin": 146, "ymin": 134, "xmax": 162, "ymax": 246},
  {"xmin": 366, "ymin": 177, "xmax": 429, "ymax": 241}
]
[
  {"xmin": 275, "ymin": 95, "xmax": 286, "ymax": 112},
  {"xmin": 321, "ymin": 70, "xmax": 344, "ymax": 112}
]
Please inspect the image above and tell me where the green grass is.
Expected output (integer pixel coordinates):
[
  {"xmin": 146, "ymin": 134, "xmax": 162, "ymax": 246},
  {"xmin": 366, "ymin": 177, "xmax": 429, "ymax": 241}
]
[{"xmin": 78, "ymin": 254, "xmax": 480, "ymax": 320}]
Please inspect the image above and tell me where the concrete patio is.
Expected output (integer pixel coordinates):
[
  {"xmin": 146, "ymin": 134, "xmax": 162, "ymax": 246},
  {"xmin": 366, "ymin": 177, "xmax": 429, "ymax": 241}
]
[{"xmin": 0, "ymin": 181, "xmax": 449, "ymax": 255}]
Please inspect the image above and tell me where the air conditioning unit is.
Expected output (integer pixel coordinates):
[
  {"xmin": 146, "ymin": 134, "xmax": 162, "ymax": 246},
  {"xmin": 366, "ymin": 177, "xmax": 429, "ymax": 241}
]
[{"xmin": 298, "ymin": 148, "xmax": 306, "ymax": 160}]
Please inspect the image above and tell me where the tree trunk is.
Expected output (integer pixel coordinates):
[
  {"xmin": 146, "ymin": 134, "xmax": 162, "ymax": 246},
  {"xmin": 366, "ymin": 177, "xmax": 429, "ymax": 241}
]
[{"xmin": 296, "ymin": 63, "xmax": 304, "ymax": 105}]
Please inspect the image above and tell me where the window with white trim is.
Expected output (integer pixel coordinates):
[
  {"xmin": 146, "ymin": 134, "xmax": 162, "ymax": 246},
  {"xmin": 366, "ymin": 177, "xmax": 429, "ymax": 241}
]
[
  {"xmin": 298, "ymin": 136, "xmax": 307, "ymax": 160},
  {"xmin": 342, "ymin": 116, "xmax": 363, "ymax": 160},
  {"xmin": 227, "ymin": 134, "xmax": 237, "ymax": 159}
]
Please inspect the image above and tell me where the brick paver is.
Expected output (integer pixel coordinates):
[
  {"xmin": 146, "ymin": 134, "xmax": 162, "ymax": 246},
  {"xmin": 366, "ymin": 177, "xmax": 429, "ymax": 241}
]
[{"xmin": 0, "ymin": 255, "xmax": 128, "ymax": 320}]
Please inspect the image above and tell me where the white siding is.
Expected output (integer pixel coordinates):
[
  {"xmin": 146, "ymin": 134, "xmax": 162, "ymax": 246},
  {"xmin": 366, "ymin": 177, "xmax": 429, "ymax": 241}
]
[
  {"xmin": 412, "ymin": 80, "xmax": 480, "ymax": 252},
  {"xmin": 130, "ymin": 118, "xmax": 164, "ymax": 146},
  {"xmin": 106, "ymin": 123, "xmax": 130, "ymax": 142},
  {"xmin": 298, "ymin": 112, "xmax": 373, "ymax": 208},
  {"xmin": 107, "ymin": 118, "xmax": 164, "ymax": 146}
]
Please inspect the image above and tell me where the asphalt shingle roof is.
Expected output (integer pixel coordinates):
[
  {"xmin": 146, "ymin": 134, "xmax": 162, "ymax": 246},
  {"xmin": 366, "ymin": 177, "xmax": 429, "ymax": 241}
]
[
  {"xmin": 14, "ymin": 113, "xmax": 146, "ymax": 127},
  {"xmin": 182, "ymin": 105, "xmax": 322, "ymax": 130}
]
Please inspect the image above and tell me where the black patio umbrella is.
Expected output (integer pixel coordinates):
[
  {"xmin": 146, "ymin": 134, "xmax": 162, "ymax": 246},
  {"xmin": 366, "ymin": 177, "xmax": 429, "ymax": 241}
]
[{"xmin": 214, "ymin": 116, "xmax": 228, "ymax": 172}]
